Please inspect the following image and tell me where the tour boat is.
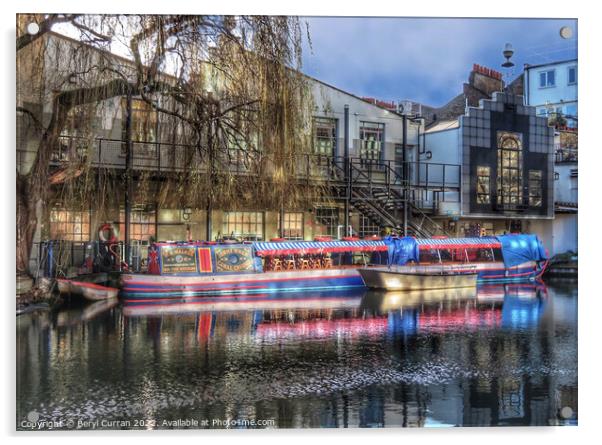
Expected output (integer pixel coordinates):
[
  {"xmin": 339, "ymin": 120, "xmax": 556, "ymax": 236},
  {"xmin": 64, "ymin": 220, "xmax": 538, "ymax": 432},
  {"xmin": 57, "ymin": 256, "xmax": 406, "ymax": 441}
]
[{"xmin": 119, "ymin": 234, "xmax": 548, "ymax": 301}]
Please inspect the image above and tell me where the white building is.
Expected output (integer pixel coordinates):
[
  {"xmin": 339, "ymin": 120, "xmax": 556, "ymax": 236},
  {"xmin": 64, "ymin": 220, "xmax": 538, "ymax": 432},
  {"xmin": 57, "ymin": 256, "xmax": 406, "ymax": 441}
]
[{"xmin": 524, "ymin": 59, "xmax": 578, "ymax": 256}]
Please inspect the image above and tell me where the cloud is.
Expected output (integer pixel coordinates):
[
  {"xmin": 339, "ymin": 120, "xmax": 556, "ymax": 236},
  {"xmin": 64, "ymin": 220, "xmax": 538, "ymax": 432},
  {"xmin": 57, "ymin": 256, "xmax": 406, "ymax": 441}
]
[{"xmin": 301, "ymin": 17, "xmax": 577, "ymax": 106}]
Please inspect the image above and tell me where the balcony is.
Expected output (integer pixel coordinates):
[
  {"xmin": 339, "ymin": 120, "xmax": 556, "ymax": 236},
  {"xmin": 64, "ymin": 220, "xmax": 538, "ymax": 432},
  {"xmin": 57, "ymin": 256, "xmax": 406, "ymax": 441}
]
[{"xmin": 555, "ymin": 147, "xmax": 578, "ymax": 163}]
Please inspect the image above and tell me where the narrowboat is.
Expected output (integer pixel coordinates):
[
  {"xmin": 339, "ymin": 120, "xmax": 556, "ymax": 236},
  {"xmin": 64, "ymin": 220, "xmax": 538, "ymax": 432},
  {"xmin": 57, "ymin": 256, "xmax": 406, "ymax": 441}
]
[{"xmin": 119, "ymin": 234, "xmax": 548, "ymax": 301}]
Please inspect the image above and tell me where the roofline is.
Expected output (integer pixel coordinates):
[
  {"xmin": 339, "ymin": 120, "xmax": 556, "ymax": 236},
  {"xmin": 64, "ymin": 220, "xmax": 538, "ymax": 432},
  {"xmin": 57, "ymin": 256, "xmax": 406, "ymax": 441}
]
[
  {"xmin": 47, "ymin": 30, "xmax": 405, "ymax": 118},
  {"xmin": 424, "ymin": 126, "xmax": 460, "ymax": 135},
  {"xmin": 45, "ymin": 30, "xmax": 178, "ymax": 81},
  {"xmin": 524, "ymin": 58, "xmax": 578, "ymax": 70},
  {"xmin": 301, "ymin": 73, "xmax": 405, "ymax": 117}
]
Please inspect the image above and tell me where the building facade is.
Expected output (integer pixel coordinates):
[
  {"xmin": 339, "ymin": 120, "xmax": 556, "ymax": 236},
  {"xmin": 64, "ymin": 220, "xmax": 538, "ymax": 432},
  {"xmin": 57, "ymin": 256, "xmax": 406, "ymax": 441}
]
[
  {"xmin": 423, "ymin": 91, "xmax": 555, "ymax": 239},
  {"xmin": 524, "ymin": 59, "xmax": 578, "ymax": 256},
  {"xmin": 20, "ymin": 32, "xmax": 455, "ymax": 273}
]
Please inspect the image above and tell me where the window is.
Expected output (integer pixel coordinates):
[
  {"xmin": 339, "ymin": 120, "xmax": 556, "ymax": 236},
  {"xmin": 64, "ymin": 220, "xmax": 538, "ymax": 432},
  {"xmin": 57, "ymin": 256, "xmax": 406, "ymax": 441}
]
[
  {"xmin": 496, "ymin": 131, "xmax": 523, "ymax": 206},
  {"xmin": 119, "ymin": 208, "xmax": 156, "ymax": 241},
  {"xmin": 223, "ymin": 211, "xmax": 264, "ymax": 241},
  {"xmin": 539, "ymin": 70, "xmax": 555, "ymax": 88},
  {"xmin": 359, "ymin": 122, "xmax": 384, "ymax": 162},
  {"xmin": 279, "ymin": 212, "xmax": 304, "ymax": 240},
  {"xmin": 55, "ymin": 107, "xmax": 91, "ymax": 162},
  {"xmin": 568, "ymin": 66, "xmax": 577, "ymax": 85},
  {"xmin": 359, "ymin": 215, "xmax": 380, "ymax": 238},
  {"xmin": 313, "ymin": 117, "xmax": 337, "ymax": 156},
  {"xmin": 50, "ymin": 209, "xmax": 91, "ymax": 241},
  {"xmin": 528, "ymin": 170, "xmax": 543, "ymax": 207},
  {"xmin": 565, "ymin": 104, "xmax": 578, "ymax": 128},
  {"xmin": 476, "ymin": 166, "xmax": 491, "ymax": 204},
  {"xmin": 122, "ymin": 98, "xmax": 157, "ymax": 142},
  {"xmin": 315, "ymin": 207, "xmax": 339, "ymax": 238}
]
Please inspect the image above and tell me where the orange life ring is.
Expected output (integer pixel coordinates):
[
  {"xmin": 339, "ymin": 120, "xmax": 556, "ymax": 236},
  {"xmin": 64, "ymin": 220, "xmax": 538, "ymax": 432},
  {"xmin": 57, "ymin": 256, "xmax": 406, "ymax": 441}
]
[{"xmin": 98, "ymin": 223, "xmax": 119, "ymax": 243}]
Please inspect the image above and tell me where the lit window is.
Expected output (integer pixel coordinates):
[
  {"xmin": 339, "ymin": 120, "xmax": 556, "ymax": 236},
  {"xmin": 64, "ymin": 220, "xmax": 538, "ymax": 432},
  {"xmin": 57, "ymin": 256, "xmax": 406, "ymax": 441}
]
[
  {"xmin": 359, "ymin": 215, "xmax": 380, "ymax": 238},
  {"xmin": 496, "ymin": 131, "xmax": 523, "ymax": 206},
  {"xmin": 359, "ymin": 122, "xmax": 384, "ymax": 162},
  {"xmin": 279, "ymin": 212, "xmax": 304, "ymax": 240},
  {"xmin": 50, "ymin": 209, "xmax": 91, "ymax": 241},
  {"xmin": 528, "ymin": 170, "xmax": 543, "ymax": 207},
  {"xmin": 121, "ymin": 98, "xmax": 158, "ymax": 158},
  {"xmin": 223, "ymin": 211, "xmax": 264, "ymax": 241},
  {"xmin": 539, "ymin": 70, "xmax": 555, "ymax": 88},
  {"xmin": 568, "ymin": 66, "xmax": 577, "ymax": 85},
  {"xmin": 119, "ymin": 208, "xmax": 156, "ymax": 241},
  {"xmin": 315, "ymin": 207, "xmax": 339, "ymax": 238},
  {"xmin": 313, "ymin": 117, "xmax": 337, "ymax": 156},
  {"xmin": 476, "ymin": 166, "xmax": 491, "ymax": 204}
]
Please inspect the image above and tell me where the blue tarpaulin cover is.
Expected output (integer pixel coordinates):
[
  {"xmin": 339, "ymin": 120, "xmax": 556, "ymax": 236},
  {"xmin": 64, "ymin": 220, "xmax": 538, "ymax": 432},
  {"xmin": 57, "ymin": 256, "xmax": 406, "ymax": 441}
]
[
  {"xmin": 383, "ymin": 236, "xmax": 420, "ymax": 266},
  {"xmin": 496, "ymin": 234, "xmax": 548, "ymax": 268}
]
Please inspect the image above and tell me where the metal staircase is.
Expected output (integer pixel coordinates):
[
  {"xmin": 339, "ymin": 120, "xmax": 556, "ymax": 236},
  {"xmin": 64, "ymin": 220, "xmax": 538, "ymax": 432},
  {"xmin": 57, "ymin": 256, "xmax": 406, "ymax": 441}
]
[{"xmin": 325, "ymin": 157, "xmax": 453, "ymax": 238}]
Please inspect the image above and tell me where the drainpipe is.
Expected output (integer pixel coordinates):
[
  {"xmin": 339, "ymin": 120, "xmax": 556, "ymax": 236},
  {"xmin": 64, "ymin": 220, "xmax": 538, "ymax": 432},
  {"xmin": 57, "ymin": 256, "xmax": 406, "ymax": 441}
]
[
  {"xmin": 279, "ymin": 205, "xmax": 285, "ymax": 238},
  {"xmin": 124, "ymin": 89, "xmax": 133, "ymax": 266},
  {"xmin": 344, "ymin": 105, "xmax": 350, "ymax": 235},
  {"xmin": 402, "ymin": 114, "xmax": 408, "ymax": 236},
  {"xmin": 205, "ymin": 203, "xmax": 212, "ymax": 241}
]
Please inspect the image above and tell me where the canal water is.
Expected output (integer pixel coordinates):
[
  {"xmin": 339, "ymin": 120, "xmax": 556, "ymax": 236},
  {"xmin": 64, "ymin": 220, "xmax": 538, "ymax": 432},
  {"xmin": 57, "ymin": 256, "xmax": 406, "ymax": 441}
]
[{"xmin": 16, "ymin": 279, "xmax": 577, "ymax": 429}]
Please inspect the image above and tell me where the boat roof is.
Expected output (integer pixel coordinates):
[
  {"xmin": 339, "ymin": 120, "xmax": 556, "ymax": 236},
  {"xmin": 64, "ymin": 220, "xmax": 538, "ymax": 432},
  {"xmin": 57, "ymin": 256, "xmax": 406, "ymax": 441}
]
[
  {"xmin": 152, "ymin": 237, "xmax": 503, "ymax": 257},
  {"xmin": 153, "ymin": 237, "xmax": 502, "ymax": 255}
]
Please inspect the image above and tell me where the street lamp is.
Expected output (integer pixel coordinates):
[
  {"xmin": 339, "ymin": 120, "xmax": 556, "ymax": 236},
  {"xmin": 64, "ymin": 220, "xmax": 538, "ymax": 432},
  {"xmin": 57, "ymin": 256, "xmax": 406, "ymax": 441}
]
[
  {"xmin": 501, "ymin": 43, "xmax": 515, "ymax": 93},
  {"xmin": 502, "ymin": 43, "xmax": 515, "ymax": 68}
]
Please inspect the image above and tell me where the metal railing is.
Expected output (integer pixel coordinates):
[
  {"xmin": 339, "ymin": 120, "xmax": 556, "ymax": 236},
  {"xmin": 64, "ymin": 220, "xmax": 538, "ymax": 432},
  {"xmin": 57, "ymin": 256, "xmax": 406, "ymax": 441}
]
[
  {"xmin": 555, "ymin": 147, "xmax": 578, "ymax": 163},
  {"xmin": 43, "ymin": 136, "xmax": 462, "ymax": 190},
  {"xmin": 33, "ymin": 240, "xmax": 150, "ymax": 279}
]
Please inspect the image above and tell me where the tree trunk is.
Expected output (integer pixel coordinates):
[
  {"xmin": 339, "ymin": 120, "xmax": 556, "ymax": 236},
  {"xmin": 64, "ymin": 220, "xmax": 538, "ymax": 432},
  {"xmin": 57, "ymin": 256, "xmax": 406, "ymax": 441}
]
[{"xmin": 16, "ymin": 177, "xmax": 37, "ymax": 274}]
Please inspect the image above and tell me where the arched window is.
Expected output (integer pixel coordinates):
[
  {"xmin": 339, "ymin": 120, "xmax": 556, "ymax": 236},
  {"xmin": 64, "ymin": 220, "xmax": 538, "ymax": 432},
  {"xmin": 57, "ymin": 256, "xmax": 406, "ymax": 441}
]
[{"xmin": 496, "ymin": 131, "xmax": 523, "ymax": 206}]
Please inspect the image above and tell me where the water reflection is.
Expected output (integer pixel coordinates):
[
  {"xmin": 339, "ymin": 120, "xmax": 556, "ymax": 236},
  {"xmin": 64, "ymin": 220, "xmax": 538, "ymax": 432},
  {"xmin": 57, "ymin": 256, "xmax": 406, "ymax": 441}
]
[{"xmin": 16, "ymin": 282, "xmax": 577, "ymax": 429}]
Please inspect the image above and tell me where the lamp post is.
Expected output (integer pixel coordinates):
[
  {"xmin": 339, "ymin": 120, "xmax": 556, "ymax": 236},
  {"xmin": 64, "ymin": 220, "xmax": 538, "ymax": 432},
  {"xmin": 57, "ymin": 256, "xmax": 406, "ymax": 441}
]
[{"xmin": 501, "ymin": 43, "xmax": 515, "ymax": 92}]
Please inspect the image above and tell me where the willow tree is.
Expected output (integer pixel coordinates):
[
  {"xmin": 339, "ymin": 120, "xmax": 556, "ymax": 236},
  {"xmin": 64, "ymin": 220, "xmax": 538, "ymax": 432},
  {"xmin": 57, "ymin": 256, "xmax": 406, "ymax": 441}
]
[{"xmin": 17, "ymin": 14, "xmax": 324, "ymax": 276}]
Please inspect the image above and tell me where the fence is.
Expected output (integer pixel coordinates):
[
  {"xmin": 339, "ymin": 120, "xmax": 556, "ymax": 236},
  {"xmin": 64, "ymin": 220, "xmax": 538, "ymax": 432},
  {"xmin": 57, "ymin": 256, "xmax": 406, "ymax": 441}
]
[
  {"xmin": 33, "ymin": 240, "xmax": 150, "ymax": 279},
  {"xmin": 555, "ymin": 147, "xmax": 578, "ymax": 163}
]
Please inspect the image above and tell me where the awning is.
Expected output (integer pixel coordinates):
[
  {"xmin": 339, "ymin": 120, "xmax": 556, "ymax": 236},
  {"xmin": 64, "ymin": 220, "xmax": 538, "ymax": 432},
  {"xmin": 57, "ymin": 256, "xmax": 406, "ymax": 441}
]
[
  {"xmin": 415, "ymin": 237, "xmax": 501, "ymax": 250},
  {"xmin": 253, "ymin": 240, "xmax": 387, "ymax": 256}
]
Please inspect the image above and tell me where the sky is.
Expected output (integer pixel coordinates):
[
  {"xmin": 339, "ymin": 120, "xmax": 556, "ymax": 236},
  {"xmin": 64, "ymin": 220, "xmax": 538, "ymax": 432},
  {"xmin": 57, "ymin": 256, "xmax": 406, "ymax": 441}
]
[{"xmin": 300, "ymin": 17, "xmax": 578, "ymax": 107}]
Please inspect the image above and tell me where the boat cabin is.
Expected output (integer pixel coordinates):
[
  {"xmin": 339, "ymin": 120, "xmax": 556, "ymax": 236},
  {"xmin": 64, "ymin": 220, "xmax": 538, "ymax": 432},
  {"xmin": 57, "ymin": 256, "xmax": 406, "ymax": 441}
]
[{"xmin": 144, "ymin": 234, "xmax": 547, "ymax": 276}]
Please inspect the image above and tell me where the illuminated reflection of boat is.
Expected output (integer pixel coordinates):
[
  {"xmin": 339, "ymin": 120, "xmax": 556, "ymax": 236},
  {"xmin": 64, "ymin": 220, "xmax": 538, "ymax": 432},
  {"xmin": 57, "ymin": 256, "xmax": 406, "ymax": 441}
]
[
  {"xmin": 124, "ymin": 283, "xmax": 548, "ymax": 341},
  {"xmin": 122, "ymin": 289, "xmax": 366, "ymax": 317},
  {"xmin": 360, "ymin": 286, "xmax": 477, "ymax": 312}
]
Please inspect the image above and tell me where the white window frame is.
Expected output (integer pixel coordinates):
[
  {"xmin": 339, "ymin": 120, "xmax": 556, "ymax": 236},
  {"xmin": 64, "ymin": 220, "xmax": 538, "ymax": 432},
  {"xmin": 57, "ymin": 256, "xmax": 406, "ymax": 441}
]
[
  {"xmin": 539, "ymin": 70, "xmax": 556, "ymax": 88},
  {"xmin": 567, "ymin": 66, "xmax": 577, "ymax": 85}
]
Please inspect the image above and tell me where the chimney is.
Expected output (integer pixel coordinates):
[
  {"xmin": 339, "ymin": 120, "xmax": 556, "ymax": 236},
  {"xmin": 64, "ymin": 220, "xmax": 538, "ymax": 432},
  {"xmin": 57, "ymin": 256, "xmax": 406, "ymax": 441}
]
[{"xmin": 469, "ymin": 64, "xmax": 504, "ymax": 96}]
